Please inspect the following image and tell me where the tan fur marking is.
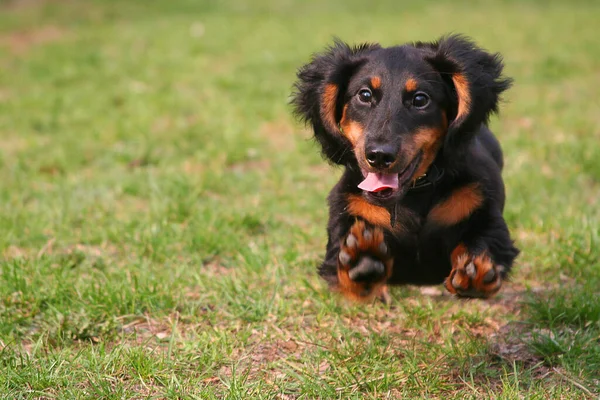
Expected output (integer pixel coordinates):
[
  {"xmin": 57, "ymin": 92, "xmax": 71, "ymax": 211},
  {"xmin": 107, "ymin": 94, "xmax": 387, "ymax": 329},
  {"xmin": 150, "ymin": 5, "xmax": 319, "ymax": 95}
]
[
  {"xmin": 321, "ymin": 83, "xmax": 338, "ymax": 132},
  {"xmin": 337, "ymin": 243, "xmax": 377, "ymax": 301},
  {"xmin": 336, "ymin": 220, "xmax": 392, "ymax": 301},
  {"xmin": 339, "ymin": 104, "xmax": 363, "ymax": 146},
  {"xmin": 412, "ymin": 125, "xmax": 446, "ymax": 179},
  {"xmin": 346, "ymin": 194, "xmax": 392, "ymax": 230},
  {"xmin": 410, "ymin": 112, "xmax": 448, "ymax": 181},
  {"xmin": 441, "ymin": 110, "xmax": 448, "ymax": 130},
  {"xmin": 340, "ymin": 121, "xmax": 363, "ymax": 146},
  {"xmin": 404, "ymin": 78, "xmax": 418, "ymax": 92},
  {"xmin": 428, "ymin": 183, "xmax": 483, "ymax": 226},
  {"xmin": 472, "ymin": 253, "xmax": 495, "ymax": 289},
  {"xmin": 451, "ymin": 243, "xmax": 468, "ymax": 264},
  {"xmin": 413, "ymin": 127, "xmax": 445, "ymax": 148},
  {"xmin": 337, "ymin": 269, "xmax": 387, "ymax": 302},
  {"xmin": 445, "ymin": 268, "xmax": 470, "ymax": 293},
  {"xmin": 452, "ymin": 73, "xmax": 471, "ymax": 120},
  {"xmin": 341, "ymin": 103, "xmax": 348, "ymax": 122},
  {"xmin": 444, "ymin": 277, "xmax": 458, "ymax": 294},
  {"xmin": 445, "ymin": 250, "xmax": 502, "ymax": 297},
  {"xmin": 370, "ymin": 76, "xmax": 381, "ymax": 89}
]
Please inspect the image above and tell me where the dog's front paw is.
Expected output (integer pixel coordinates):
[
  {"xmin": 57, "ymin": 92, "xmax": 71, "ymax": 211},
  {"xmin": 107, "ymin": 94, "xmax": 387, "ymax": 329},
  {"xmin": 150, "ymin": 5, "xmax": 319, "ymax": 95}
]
[
  {"xmin": 445, "ymin": 245, "xmax": 504, "ymax": 298},
  {"xmin": 337, "ymin": 220, "xmax": 393, "ymax": 302}
]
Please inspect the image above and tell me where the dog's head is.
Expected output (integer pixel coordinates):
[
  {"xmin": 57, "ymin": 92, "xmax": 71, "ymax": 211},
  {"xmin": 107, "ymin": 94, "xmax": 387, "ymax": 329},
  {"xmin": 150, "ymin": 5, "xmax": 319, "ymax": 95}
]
[{"xmin": 292, "ymin": 34, "xmax": 511, "ymax": 201}]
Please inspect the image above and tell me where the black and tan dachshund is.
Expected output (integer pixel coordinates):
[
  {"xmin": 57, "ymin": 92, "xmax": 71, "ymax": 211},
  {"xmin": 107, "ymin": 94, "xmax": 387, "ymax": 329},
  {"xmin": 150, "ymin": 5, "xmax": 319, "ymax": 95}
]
[{"xmin": 292, "ymin": 34, "xmax": 519, "ymax": 302}]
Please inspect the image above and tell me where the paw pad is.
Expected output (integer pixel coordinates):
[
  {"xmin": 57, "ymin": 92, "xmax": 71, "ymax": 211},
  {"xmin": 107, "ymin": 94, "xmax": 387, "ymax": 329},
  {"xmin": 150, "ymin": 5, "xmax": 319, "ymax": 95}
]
[
  {"xmin": 446, "ymin": 251, "xmax": 503, "ymax": 298},
  {"xmin": 336, "ymin": 220, "xmax": 393, "ymax": 301}
]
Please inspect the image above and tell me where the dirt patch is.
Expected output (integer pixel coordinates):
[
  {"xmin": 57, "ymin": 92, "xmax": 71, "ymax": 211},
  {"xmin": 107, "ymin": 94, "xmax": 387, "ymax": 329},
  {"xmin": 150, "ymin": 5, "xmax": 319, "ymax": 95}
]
[
  {"xmin": 118, "ymin": 314, "xmax": 174, "ymax": 344},
  {"xmin": 250, "ymin": 338, "xmax": 302, "ymax": 364},
  {"xmin": 477, "ymin": 321, "xmax": 600, "ymax": 396},
  {"xmin": 0, "ymin": 25, "xmax": 66, "ymax": 54},
  {"xmin": 415, "ymin": 282, "xmax": 533, "ymax": 314},
  {"xmin": 489, "ymin": 322, "xmax": 542, "ymax": 365},
  {"xmin": 213, "ymin": 334, "xmax": 314, "ymax": 387},
  {"xmin": 54, "ymin": 241, "xmax": 120, "ymax": 260},
  {"xmin": 3, "ymin": 245, "xmax": 27, "ymax": 260},
  {"xmin": 2, "ymin": 239, "xmax": 122, "ymax": 264}
]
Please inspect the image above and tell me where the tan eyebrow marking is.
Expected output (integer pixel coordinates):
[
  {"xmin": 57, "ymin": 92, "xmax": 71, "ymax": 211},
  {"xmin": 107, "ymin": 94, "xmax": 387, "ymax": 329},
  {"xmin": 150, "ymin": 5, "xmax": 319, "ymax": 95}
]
[
  {"xmin": 405, "ymin": 78, "xmax": 418, "ymax": 92},
  {"xmin": 370, "ymin": 76, "xmax": 381, "ymax": 89}
]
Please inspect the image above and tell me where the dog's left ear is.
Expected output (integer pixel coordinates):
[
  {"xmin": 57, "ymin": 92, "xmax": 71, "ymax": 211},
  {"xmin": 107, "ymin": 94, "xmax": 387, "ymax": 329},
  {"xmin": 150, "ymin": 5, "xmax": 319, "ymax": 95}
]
[
  {"xmin": 291, "ymin": 40, "xmax": 380, "ymax": 165},
  {"xmin": 418, "ymin": 35, "xmax": 512, "ymax": 147}
]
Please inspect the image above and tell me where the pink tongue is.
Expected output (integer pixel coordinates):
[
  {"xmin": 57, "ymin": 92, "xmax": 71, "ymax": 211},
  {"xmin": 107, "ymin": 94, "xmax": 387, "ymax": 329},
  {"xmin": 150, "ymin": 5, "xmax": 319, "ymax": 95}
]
[{"xmin": 358, "ymin": 173, "xmax": 399, "ymax": 193}]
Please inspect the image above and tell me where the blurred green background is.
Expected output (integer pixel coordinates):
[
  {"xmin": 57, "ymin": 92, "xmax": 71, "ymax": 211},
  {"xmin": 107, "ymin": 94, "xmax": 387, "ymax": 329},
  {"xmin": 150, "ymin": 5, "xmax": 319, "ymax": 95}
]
[{"xmin": 0, "ymin": 0, "xmax": 598, "ymax": 398}]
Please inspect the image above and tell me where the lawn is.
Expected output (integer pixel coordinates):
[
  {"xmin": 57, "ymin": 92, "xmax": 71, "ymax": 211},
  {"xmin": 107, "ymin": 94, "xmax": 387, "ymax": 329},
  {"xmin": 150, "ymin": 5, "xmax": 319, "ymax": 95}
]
[{"xmin": 0, "ymin": 0, "xmax": 599, "ymax": 398}]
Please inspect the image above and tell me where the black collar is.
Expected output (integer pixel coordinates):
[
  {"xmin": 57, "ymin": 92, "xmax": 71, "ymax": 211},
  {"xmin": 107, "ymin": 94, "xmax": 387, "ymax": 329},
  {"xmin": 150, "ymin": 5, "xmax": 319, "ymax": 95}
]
[
  {"xmin": 408, "ymin": 163, "xmax": 445, "ymax": 192},
  {"xmin": 389, "ymin": 164, "xmax": 445, "ymax": 224}
]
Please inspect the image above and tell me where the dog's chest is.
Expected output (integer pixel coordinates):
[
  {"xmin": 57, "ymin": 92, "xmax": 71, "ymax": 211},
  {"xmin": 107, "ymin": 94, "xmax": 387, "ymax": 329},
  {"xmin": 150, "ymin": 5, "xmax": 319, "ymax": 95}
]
[{"xmin": 345, "ymin": 194, "xmax": 423, "ymax": 236}]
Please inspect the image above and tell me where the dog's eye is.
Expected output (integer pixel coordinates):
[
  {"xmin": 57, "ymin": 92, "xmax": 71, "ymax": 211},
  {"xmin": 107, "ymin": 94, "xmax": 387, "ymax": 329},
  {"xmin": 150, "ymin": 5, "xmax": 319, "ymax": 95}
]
[
  {"xmin": 357, "ymin": 89, "xmax": 373, "ymax": 103},
  {"xmin": 412, "ymin": 93, "xmax": 430, "ymax": 109}
]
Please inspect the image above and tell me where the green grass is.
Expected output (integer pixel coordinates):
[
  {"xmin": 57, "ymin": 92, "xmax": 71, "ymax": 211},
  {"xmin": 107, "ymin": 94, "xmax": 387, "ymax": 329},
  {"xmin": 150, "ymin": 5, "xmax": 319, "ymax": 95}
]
[{"xmin": 1, "ymin": 0, "xmax": 599, "ymax": 398}]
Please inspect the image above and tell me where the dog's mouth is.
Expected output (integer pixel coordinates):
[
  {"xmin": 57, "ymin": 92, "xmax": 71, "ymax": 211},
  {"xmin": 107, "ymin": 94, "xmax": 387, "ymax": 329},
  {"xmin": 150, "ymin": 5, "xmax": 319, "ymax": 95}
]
[{"xmin": 358, "ymin": 152, "xmax": 422, "ymax": 200}]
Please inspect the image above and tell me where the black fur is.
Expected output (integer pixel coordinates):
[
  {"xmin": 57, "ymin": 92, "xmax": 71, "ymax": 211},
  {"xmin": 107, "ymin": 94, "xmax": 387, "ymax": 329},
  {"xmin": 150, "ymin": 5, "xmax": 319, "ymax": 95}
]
[
  {"xmin": 292, "ymin": 34, "xmax": 519, "ymax": 296},
  {"xmin": 415, "ymin": 35, "xmax": 513, "ymax": 155},
  {"xmin": 292, "ymin": 40, "xmax": 381, "ymax": 165}
]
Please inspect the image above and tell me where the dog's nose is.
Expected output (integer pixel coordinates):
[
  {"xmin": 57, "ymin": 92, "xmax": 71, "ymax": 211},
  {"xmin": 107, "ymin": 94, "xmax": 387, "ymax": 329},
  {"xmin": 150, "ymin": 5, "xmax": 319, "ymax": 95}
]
[{"xmin": 365, "ymin": 145, "xmax": 396, "ymax": 169}]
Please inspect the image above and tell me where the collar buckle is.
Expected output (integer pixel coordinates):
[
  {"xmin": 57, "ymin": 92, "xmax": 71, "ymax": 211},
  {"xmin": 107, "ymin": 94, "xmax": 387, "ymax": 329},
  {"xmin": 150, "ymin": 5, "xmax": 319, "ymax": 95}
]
[{"xmin": 412, "ymin": 173, "xmax": 427, "ymax": 188}]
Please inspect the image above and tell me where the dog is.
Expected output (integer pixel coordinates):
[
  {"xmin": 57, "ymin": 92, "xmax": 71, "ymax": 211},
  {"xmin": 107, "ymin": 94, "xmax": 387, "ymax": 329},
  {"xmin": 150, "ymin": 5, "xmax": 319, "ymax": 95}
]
[{"xmin": 292, "ymin": 34, "xmax": 519, "ymax": 302}]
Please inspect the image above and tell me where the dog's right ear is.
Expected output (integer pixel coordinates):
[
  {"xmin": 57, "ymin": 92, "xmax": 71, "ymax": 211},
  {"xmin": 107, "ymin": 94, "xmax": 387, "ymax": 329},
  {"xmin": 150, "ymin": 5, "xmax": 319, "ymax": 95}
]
[
  {"xmin": 416, "ymin": 35, "xmax": 512, "ymax": 153},
  {"xmin": 292, "ymin": 40, "xmax": 380, "ymax": 165}
]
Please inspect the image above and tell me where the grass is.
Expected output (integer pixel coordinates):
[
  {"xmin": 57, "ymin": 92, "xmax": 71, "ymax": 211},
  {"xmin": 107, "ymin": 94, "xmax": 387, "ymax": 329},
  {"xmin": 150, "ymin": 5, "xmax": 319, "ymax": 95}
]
[{"xmin": 0, "ymin": 0, "xmax": 599, "ymax": 398}]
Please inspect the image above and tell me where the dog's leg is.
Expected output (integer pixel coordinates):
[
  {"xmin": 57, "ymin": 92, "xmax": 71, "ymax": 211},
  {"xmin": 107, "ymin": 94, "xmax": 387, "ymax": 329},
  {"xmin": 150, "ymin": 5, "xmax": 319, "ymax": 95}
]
[
  {"xmin": 336, "ymin": 220, "xmax": 393, "ymax": 302},
  {"xmin": 444, "ymin": 221, "xmax": 518, "ymax": 298},
  {"xmin": 445, "ymin": 245, "xmax": 505, "ymax": 298}
]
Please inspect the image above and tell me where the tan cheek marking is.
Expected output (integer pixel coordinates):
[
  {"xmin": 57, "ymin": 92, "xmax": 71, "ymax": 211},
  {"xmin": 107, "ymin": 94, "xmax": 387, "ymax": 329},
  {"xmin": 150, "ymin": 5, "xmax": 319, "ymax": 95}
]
[
  {"xmin": 370, "ymin": 76, "xmax": 381, "ymax": 89},
  {"xmin": 452, "ymin": 73, "xmax": 471, "ymax": 120},
  {"xmin": 341, "ymin": 121, "xmax": 363, "ymax": 146},
  {"xmin": 412, "ymin": 126, "xmax": 446, "ymax": 179},
  {"xmin": 404, "ymin": 78, "xmax": 418, "ymax": 92},
  {"xmin": 428, "ymin": 183, "xmax": 483, "ymax": 226},
  {"xmin": 413, "ymin": 127, "xmax": 443, "ymax": 148},
  {"xmin": 321, "ymin": 83, "xmax": 338, "ymax": 132},
  {"xmin": 441, "ymin": 110, "xmax": 448, "ymax": 130},
  {"xmin": 339, "ymin": 104, "xmax": 364, "ymax": 146}
]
